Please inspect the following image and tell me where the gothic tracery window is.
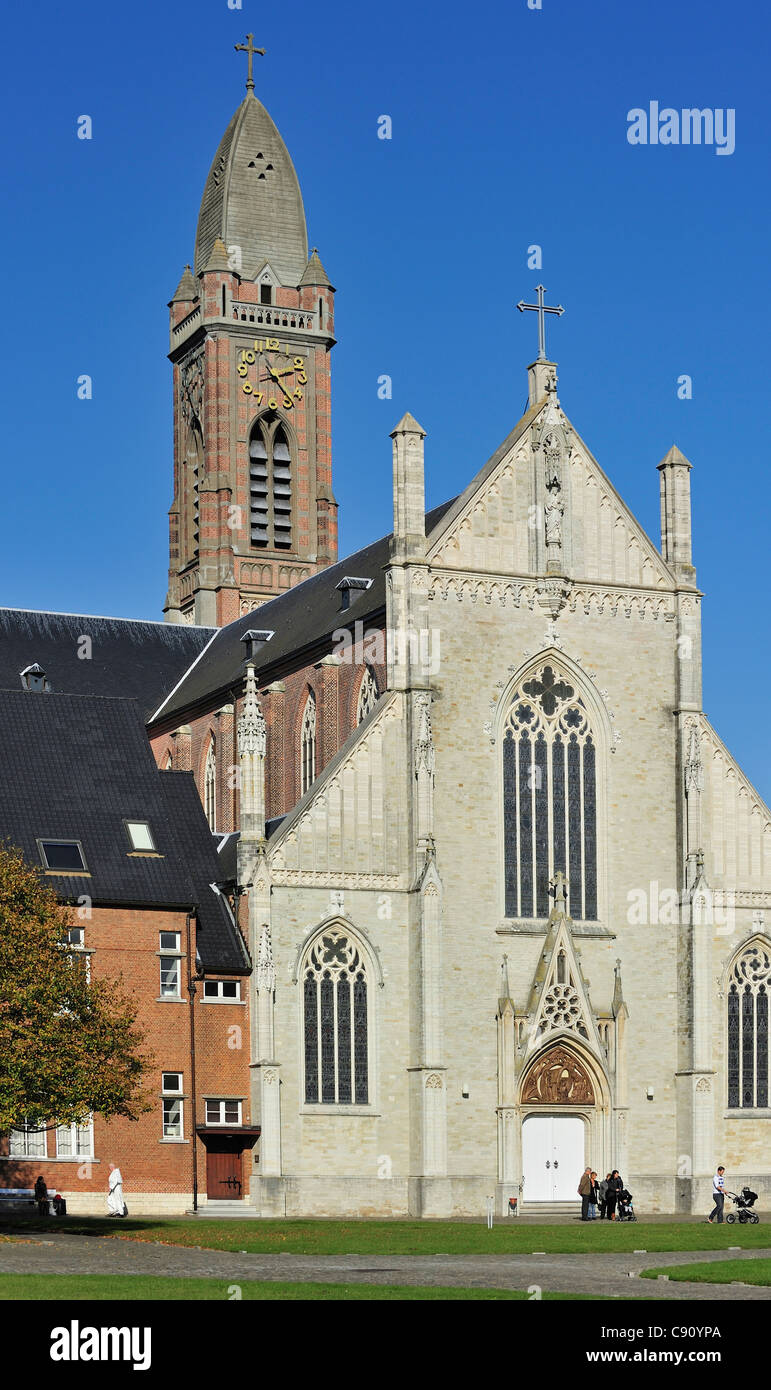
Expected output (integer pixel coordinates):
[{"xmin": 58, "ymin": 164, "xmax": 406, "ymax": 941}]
[
  {"xmin": 356, "ymin": 667, "xmax": 378, "ymax": 724},
  {"xmin": 503, "ymin": 664, "xmax": 598, "ymax": 921},
  {"xmin": 204, "ymin": 739, "xmax": 217, "ymax": 830},
  {"xmin": 300, "ymin": 691, "xmax": 316, "ymax": 796},
  {"xmin": 727, "ymin": 941, "xmax": 771, "ymax": 1109},
  {"xmin": 249, "ymin": 415, "xmax": 293, "ymax": 549},
  {"xmin": 303, "ymin": 929, "xmax": 369, "ymax": 1105}
]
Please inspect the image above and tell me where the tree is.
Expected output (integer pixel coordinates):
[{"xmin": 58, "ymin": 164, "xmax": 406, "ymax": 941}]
[{"xmin": 0, "ymin": 845, "xmax": 152, "ymax": 1132}]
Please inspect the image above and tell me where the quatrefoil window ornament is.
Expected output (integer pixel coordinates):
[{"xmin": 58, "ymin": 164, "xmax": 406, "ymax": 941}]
[{"xmin": 522, "ymin": 665, "xmax": 574, "ymax": 716}]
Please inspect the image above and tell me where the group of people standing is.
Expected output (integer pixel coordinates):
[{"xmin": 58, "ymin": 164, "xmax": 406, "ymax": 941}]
[{"xmin": 578, "ymin": 1168, "xmax": 624, "ymax": 1220}]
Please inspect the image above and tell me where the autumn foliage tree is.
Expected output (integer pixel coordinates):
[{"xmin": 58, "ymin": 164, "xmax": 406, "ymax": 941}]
[{"xmin": 0, "ymin": 845, "xmax": 152, "ymax": 1133}]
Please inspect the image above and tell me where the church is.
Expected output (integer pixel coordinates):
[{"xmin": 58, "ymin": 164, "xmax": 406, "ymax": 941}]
[{"xmin": 2, "ymin": 41, "xmax": 770, "ymax": 1218}]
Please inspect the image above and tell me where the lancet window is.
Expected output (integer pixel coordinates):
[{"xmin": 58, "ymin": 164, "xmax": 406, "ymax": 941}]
[
  {"xmin": 248, "ymin": 415, "xmax": 293, "ymax": 549},
  {"xmin": 503, "ymin": 664, "xmax": 598, "ymax": 921},
  {"xmin": 302, "ymin": 929, "xmax": 369, "ymax": 1105},
  {"xmin": 727, "ymin": 941, "xmax": 771, "ymax": 1109},
  {"xmin": 300, "ymin": 692, "xmax": 316, "ymax": 796}
]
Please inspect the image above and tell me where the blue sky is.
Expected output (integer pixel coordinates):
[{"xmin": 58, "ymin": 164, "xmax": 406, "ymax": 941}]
[{"xmin": 1, "ymin": 0, "xmax": 769, "ymax": 797}]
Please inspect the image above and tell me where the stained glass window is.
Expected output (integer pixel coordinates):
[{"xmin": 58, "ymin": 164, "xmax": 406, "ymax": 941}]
[
  {"xmin": 502, "ymin": 664, "xmax": 598, "ymax": 921},
  {"xmin": 727, "ymin": 943, "xmax": 771, "ymax": 1108},
  {"xmin": 303, "ymin": 931, "xmax": 370, "ymax": 1105},
  {"xmin": 204, "ymin": 739, "xmax": 216, "ymax": 830}
]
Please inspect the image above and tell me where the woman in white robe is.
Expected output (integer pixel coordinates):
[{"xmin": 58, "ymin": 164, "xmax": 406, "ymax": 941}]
[{"xmin": 107, "ymin": 1164, "xmax": 125, "ymax": 1216}]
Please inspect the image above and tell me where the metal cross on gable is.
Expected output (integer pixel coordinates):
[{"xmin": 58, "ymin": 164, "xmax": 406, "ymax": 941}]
[
  {"xmin": 517, "ymin": 284, "xmax": 565, "ymax": 362},
  {"xmin": 235, "ymin": 34, "xmax": 266, "ymax": 92}
]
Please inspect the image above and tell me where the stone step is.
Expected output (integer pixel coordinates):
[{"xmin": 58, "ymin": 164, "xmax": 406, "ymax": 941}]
[{"xmin": 187, "ymin": 1201, "xmax": 260, "ymax": 1218}]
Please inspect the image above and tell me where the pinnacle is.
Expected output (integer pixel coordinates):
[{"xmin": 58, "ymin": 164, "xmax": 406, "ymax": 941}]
[
  {"xmin": 657, "ymin": 443, "xmax": 693, "ymax": 470},
  {"xmin": 298, "ymin": 247, "xmax": 332, "ymax": 288},
  {"xmin": 203, "ymin": 237, "xmax": 233, "ymax": 274},
  {"xmin": 390, "ymin": 411, "xmax": 427, "ymax": 437},
  {"xmin": 170, "ymin": 264, "xmax": 197, "ymax": 302}
]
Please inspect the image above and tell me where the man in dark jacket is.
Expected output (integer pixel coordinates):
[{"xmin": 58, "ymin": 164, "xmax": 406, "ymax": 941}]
[{"xmin": 578, "ymin": 1167, "xmax": 592, "ymax": 1221}]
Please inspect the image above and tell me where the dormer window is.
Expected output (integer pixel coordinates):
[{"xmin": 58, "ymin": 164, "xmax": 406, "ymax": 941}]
[
  {"xmin": 38, "ymin": 840, "xmax": 88, "ymax": 873},
  {"xmin": 336, "ymin": 576, "xmax": 373, "ymax": 612},
  {"xmin": 125, "ymin": 820, "xmax": 157, "ymax": 852},
  {"xmin": 260, "ymin": 283, "xmax": 272, "ymax": 305},
  {"xmin": 20, "ymin": 663, "xmax": 50, "ymax": 692}
]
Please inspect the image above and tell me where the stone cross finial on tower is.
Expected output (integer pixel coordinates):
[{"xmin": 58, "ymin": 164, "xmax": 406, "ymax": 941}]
[
  {"xmin": 234, "ymin": 33, "xmax": 266, "ymax": 92},
  {"xmin": 517, "ymin": 285, "xmax": 565, "ymax": 362}
]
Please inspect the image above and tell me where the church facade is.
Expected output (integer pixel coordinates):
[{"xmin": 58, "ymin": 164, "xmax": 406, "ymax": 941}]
[
  {"xmin": 3, "ymin": 52, "xmax": 770, "ymax": 1218},
  {"xmin": 148, "ymin": 58, "xmax": 771, "ymax": 1218}
]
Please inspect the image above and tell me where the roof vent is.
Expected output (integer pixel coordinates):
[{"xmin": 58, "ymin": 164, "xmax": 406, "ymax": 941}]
[
  {"xmin": 20, "ymin": 663, "xmax": 51, "ymax": 693},
  {"xmin": 335, "ymin": 576, "xmax": 373, "ymax": 612},
  {"xmin": 241, "ymin": 629, "xmax": 274, "ymax": 662}
]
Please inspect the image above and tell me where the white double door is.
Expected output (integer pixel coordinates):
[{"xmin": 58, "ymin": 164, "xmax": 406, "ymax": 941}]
[{"xmin": 522, "ymin": 1114, "xmax": 585, "ymax": 1202}]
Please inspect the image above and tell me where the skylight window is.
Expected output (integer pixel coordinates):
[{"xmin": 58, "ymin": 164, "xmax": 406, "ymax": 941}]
[
  {"xmin": 38, "ymin": 840, "xmax": 88, "ymax": 873},
  {"xmin": 125, "ymin": 821, "xmax": 156, "ymax": 852}
]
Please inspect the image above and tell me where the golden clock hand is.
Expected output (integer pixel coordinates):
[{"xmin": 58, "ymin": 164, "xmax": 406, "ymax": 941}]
[{"xmin": 269, "ymin": 366, "xmax": 293, "ymax": 378}]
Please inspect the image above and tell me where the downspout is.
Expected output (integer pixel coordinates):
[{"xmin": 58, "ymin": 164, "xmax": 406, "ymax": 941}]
[{"xmin": 186, "ymin": 909, "xmax": 202, "ymax": 1212}]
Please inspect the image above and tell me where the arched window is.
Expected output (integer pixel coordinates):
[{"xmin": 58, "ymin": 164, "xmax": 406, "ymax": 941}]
[
  {"xmin": 248, "ymin": 415, "xmax": 293, "ymax": 549},
  {"xmin": 185, "ymin": 426, "xmax": 202, "ymax": 559},
  {"xmin": 503, "ymin": 663, "xmax": 597, "ymax": 921},
  {"xmin": 727, "ymin": 941, "xmax": 771, "ymax": 1108},
  {"xmin": 204, "ymin": 739, "xmax": 217, "ymax": 830},
  {"xmin": 303, "ymin": 928, "xmax": 369, "ymax": 1105},
  {"xmin": 356, "ymin": 667, "xmax": 378, "ymax": 724},
  {"xmin": 301, "ymin": 692, "xmax": 316, "ymax": 795}
]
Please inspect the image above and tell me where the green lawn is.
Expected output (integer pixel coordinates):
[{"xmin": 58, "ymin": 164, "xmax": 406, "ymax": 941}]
[
  {"xmin": 641, "ymin": 1258, "xmax": 771, "ymax": 1286},
  {"xmin": 0, "ymin": 1274, "xmax": 599, "ymax": 1301},
  {"xmin": 6, "ymin": 1216, "xmax": 769, "ymax": 1256}
]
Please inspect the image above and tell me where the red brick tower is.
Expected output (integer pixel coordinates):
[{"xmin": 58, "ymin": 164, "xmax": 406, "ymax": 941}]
[{"xmin": 165, "ymin": 64, "xmax": 338, "ymax": 627}]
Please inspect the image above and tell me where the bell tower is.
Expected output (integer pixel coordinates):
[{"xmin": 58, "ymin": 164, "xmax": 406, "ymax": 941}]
[{"xmin": 165, "ymin": 39, "xmax": 338, "ymax": 626}]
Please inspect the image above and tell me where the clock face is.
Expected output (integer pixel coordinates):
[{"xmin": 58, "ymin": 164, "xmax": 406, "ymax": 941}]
[{"xmin": 236, "ymin": 337, "xmax": 307, "ymax": 411}]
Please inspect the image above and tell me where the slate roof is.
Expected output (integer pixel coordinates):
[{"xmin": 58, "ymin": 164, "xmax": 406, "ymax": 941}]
[
  {"xmin": 0, "ymin": 690, "xmax": 250, "ymax": 974},
  {"xmin": 0, "ymin": 609, "xmax": 215, "ymax": 721},
  {"xmin": 150, "ymin": 498, "xmax": 457, "ymax": 730}
]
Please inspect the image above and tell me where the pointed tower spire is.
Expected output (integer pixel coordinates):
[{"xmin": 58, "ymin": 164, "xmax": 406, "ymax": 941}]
[{"xmin": 238, "ymin": 662, "xmax": 266, "ymax": 840}]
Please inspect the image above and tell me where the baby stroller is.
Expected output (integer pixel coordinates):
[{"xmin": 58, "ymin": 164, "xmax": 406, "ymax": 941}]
[
  {"xmin": 725, "ymin": 1187, "xmax": 760, "ymax": 1224},
  {"xmin": 616, "ymin": 1189, "xmax": 637, "ymax": 1222}
]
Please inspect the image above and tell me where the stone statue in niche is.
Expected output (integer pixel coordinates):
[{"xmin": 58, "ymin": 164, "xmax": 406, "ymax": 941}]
[{"xmin": 545, "ymin": 497, "xmax": 564, "ymax": 546}]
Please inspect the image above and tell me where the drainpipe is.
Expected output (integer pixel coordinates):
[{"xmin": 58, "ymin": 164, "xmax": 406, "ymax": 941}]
[{"xmin": 186, "ymin": 910, "xmax": 202, "ymax": 1212}]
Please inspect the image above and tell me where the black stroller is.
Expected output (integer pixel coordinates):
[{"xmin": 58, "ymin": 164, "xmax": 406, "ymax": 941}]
[
  {"xmin": 616, "ymin": 1188, "xmax": 637, "ymax": 1222},
  {"xmin": 725, "ymin": 1187, "xmax": 760, "ymax": 1224}
]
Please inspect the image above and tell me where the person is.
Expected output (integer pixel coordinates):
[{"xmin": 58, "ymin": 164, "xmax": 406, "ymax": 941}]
[
  {"xmin": 708, "ymin": 1166, "xmax": 726, "ymax": 1224},
  {"xmin": 106, "ymin": 1164, "xmax": 126, "ymax": 1217},
  {"xmin": 606, "ymin": 1169, "xmax": 623, "ymax": 1220},
  {"xmin": 598, "ymin": 1173, "xmax": 610, "ymax": 1220},
  {"xmin": 588, "ymin": 1171, "xmax": 599, "ymax": 1220},
  {"xmin": 34, "ymin": 1174, "xmax": 48, "ymax": 1217},
  {"xmin": 577, "ymin": 1166, "xmax": 592, "ymax": 1221}
]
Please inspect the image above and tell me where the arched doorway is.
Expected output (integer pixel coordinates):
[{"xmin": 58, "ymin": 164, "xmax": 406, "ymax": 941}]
[{"xmin": 518, "ymin": 1042, "xmax": 608, "ymax": 1206}]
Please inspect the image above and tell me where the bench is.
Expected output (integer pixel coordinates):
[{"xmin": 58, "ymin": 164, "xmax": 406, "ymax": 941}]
[
  {"xmin": 0, "ymin": 1188, "xmax": 66, "ymax": 1215},
  {"xmin": 0, "ymin": 1188, "xmax": 36, "ymax": 1212}
]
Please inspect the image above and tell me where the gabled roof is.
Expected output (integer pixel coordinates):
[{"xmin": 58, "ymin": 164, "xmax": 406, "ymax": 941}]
[
  {"xmin": 426, "ymin": 396, "xmax": 548, "ymax": 557},
  {"xmin": 0, "ymin": 609, "xmax": 215, "ymax": 721},
  {"xmin": 149, "ymin": 499, "xmax": 457, "ymax": 729},
  {"xmin": 0, "ymin": 690, "xmax": 249, "ymax": 973}
]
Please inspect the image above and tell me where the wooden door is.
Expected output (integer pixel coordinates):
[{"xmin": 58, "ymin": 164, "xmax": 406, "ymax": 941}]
[{"xmin": 206, "ymin": 1142, "xmax": 243, "ymax": 1199}]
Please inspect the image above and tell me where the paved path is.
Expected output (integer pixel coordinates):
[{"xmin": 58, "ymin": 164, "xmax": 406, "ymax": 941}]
[{"xmin": 1, "ymin": 1232, "xmax": 770, "ymax": 1299}]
